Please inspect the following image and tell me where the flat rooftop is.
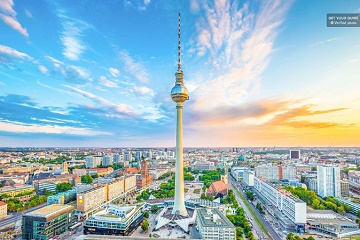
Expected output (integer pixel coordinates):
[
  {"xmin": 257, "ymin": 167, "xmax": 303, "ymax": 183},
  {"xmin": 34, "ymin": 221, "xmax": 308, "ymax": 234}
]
[
  {"xmin": 26, "ymin": 204, "xmax": 74, "ymax": 220},
  {"xmin": 197, "ymin": 208, "xmax": 235, "ymax": 229}
]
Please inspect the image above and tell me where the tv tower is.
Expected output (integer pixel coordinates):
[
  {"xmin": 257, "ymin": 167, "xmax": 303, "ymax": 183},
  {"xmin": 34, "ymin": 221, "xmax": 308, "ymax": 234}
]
[{"xmin": 171, "ymin": 13, "xmax": 189, "ymax": 216}]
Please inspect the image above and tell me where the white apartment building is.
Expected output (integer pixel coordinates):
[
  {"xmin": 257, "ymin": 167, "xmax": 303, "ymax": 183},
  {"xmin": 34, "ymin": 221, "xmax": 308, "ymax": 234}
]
[
  {"xmin": 255, "ymin": 164, "xmax": 296, "ymax": 182},
  {"xmin": 102, "ymin": 155, "xmax": 112, "ymax": 167},
  {"xmin": 85, "ymin": 156, "xmax": 94, "ymax": 168},
  {"xmin": 192, "ymin": 161, "xmax": 215, "ymax": 171},
  {"xmin": 196, "ymin": 208, "xmax": 235, "ymax": 240},
  {"xmin": 317, "ymin": 165, "xmax": 340, "ymax": 198},
  {"xmin": 243, "ymin": 170, "xmax": 254, "ymax": 186},
  {"xmin": 254, "ymin": 176, "xmax": 306, "ymax": 231}
]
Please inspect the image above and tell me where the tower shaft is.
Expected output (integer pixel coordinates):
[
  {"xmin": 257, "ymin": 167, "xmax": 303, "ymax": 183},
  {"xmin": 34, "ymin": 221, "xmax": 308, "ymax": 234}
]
[{"xmin": 172, "ymin": 102, "xmax": 188, "ymax": 216}]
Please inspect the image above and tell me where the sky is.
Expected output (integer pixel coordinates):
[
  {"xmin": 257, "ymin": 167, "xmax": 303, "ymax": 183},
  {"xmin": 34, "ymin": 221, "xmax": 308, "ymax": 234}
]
[{"xmin": 0, "ymin": 0, "xmax": 359, "ymax": 147}]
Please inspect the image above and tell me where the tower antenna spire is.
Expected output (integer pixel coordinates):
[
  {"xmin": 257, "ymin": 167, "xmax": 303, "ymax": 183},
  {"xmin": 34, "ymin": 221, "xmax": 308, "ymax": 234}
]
[{"xmin": 178, "ymin": 13, "xmax": 181, "ymax": 70}]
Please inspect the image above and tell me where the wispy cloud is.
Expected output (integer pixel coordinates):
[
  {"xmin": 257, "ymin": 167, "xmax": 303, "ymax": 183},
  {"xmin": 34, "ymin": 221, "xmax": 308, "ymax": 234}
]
[
  {"xmin": 119, "ymin": 50, "xmax": 149, "ymax": 82},
  {"xmin": 38, "ymin": 65, "xmax": 48, "ymax": 74},
  {"xmin": 45, "ymin": 55, "xmax": 91, "ymax": 84},
  {"xmin": 0, "ymin": 0, "xmax": 29, "ymax": 37},
  {"xmin": 134, "ymin": 86, "xmax": 154, "ymax": 96},
  {"xmin": 109, "ymin": 67, "xmax": 120, "ymax": 77},
  {"xmin": 24, "ymin": 9, "xmax": 32, "ymax": 18},
  {"xmin": 59, "ymin": 15, "xmax": 90, "ymax": 60},
  {"xmin": 311, "ymin": 38, "xmax": 338, "ymax": 47},
  {"xmin": 0, "ymin": 120, "xmax": 111, "ymax": 136},
  {"xmin": 124, "ymin": 0, "xmax": 151, "ymax": 11},
  {"xmin": 99, "ymin": 76, "xmax": 119, "ymax": 88},
  {"xmin": 65, "ymin": 85, "xmax": 138, "ymax": 117},
  {"xmin": 189, "ymin": 0, "xmax": 293, "ymax": 114},
  {"xmin": 0, "ymin": 44, "xmax": 32, "ymax": 60}
]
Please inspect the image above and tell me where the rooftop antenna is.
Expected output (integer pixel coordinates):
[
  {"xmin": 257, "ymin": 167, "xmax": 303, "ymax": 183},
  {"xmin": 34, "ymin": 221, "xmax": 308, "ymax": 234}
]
[{"xmin": 177, "ymin": 13, "xmax": 181, "ymax": 70}]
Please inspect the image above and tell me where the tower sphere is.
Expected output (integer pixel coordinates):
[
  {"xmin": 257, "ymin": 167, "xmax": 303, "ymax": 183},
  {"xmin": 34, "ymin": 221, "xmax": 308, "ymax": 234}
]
[{"xmin": 171, "ymin": 84, "xmax": 188, "ymax": 103}]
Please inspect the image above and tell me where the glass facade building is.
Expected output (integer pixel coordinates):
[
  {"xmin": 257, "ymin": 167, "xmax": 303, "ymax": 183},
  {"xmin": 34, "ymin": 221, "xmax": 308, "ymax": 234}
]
[{"xmin": 22, "ymin": 204, "xmax": 75, "ymax": 240}]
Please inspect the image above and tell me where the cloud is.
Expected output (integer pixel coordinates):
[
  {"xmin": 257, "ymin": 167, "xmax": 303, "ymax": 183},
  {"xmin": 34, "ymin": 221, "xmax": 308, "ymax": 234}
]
[
  {"xmin": 119, "ymin": 50, "xmax": 149, "ymax": 82},
  {"xmin": 45, "ymin": 55, "xmax": 91, "ymax": 83},
  {"xmin": 265, "ymin": 105, "xmax": 347, "ymax": 129},
  {"xmin": 59, "ymin": 15, "xmax": 90, "ymax": 60},
  {"xmin": 99, "ymin": 76, "xmax": 119, "ymax": 88},
  {"xmin": 0, "ymin": 0, "xmax": 29, "ymax": 37},
  {"xmin": 311, "ymin": 38, "xmax": 338, "ymax": 47},
  {"xmin": 124, "ymin": 0, "xmax": 151, "ymax": 11},
  {"xmin": 189, "ymin": 0, "xmax": 293, "ymax": 114},
  {"xmin": 65, "ymin": 85, "xmax": 138, "ymax": 117},
  {"xmin": 109, "ymin": 67, "xmax": 120, "ymax": 77},
  {"xmin": 134, "ymin": 86, "xmax": 154, "ymax": 96},
  {"xmin": 24, "ymin": 9, "xmax": 32, "ymax": 18},
  {"xmin": 0, "ymin": 121, "xmax": 111, "ymax": 136},
  {"xmin": 0, "ymin": 44, "xmax": 32, "ymax": 60},
  {"xmin": 38, "ymin": 65, "xmax": 48, "ymax": 74}
]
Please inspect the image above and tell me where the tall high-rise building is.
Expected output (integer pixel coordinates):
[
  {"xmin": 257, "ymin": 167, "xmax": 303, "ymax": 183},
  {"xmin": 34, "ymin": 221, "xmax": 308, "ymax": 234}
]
[
  {"xmin": 290, "ymin": 150, "xmax": 300, "ymax": 159},
  {"xmin": 85, "ymin": 156, "xmax": 94, "ymax": 168},
  {"xmin": 317, "ymin": 165, "xmax": 340, "ymax": 198},
  {"xmin": 170, "ymin": 13, "xmax": 189, "ymax": 217},
  {"xmin": 102, "ymin": 155, "xmax": 112, "ymax": 167},
  {"xmin": 113, "ymin": 154, "xmax": 119, "ymax": 163},
  {"xmin": 62, "ymin": 161, "xmax": 68, "ymax": 174}
]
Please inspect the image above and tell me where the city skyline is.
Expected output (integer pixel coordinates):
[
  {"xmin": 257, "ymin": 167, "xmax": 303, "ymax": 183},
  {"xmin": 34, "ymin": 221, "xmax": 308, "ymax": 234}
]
[{"xmin": 0, "ymin": 0, "xmax": 359, "ymax": 147}]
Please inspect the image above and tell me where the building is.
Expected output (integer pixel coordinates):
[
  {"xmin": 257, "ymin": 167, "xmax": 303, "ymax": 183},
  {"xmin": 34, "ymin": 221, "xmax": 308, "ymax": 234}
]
[
  {"xmin": 85, "ymin": 156, "xmax": 95, "ymax": 168},
  {"xmin": 307, "ymin": 178, "xmax": 318, "ymax": 192},
  {"xmin": 76, "ymin": 185, "xmax": 108, "ymax": 217},
  {"xmin": 307, "ymin": 210, "xmax": 360, "ymax": 238},
  {"xmin": 336, "ymin": 198, "xmax": 360, "ymax": 215},
  {"xmin": 243, "ymin": 170, "xmax": 254, "ymax": 187},
  {"xmin": 34, "ymin": 181, "xmax": 56, "ymax": 193},
  {"xmin": 76, "ymin": 175, "xmax": 137, "ymax": 219},
  {"xmin": 85, "ymin": 167, "xmax": 114, "ymax": 176},
  {"xmin": 47, "ymin": 189, "xmax": 77, "ymax": 205},
  {"xmin": 102, "ymin": 155, "xmax": 112, "ymax": 167},
  {"xmin": 0, "ymin": 201, "xmax": 7, "ymax": 219},
  {"xmin": 107, "ymin": 178, "xmax": 125, "ymax": 201},
  {"xmin": 113, "ymin": 154, "xmax": 120, "ymax": 163},
  {"xmin": 84, "ymin": 204, "xmax": 143, "ymax": 236},
  {"xmin": 340, "ymin": 180, "xmax": 350, "ymax": 197},
  {"xmin": 317, "ymin": 165, "xmax": 340, "ymax": 198},
  {"xmin": 254, "ymin": 176, "xmax": 306, "ymax": 232},
  {"xmin": 136, "ymin": 160, "xmax": 153, "ymax": 189},
  {"xmin": 196, "ymin": 208, "xmax": 236, "ymax": 240},
  {"xmin": 62, "ymin": 161, "xmax": 68, "ymax": 174},
  {"xmin": 22, "ymin": 204, "xmax": 75, "ymax": 240},
  {"xmin": 0, "ymin": 184, "xmax": 35, "ymax": 197},
  {"xmin": 192, "ymin": 161, "xmax": 215, "ymax": 171},
  {"xmin": 231, "ymin": 167, "xmax": 248, "ymax": 181},
  {"xmin": 290, "ymin": 150, "xmax": 300, "ymax": 159},
  {"xmin": 255, "ymin": 165, "xmax": 296, "ymax": 182},
  {"xmin": 206, "ymin": 180, "xmax": 229, "ymax": 198}
]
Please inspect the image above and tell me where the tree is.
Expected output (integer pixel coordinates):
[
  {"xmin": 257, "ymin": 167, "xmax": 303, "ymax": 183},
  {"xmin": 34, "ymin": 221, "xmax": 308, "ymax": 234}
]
[
  {"xmin": 56, "ymin": 182, "xmax": 73, "ymax": 193},
  {"xmin": 357, "ymin": 210, "xmax": 360, "ymax": 218},
  {"xmin": 246, "ymin": 191, "xmax": 254, "ymax": 201},
  {"xmin": 151, "ymin": 205, "xmax": 159, "ymax": 214},
  {"xmin": 141, "ymin": 219, "xmax": 149, "ymax": 231},
  {"xmin": 286, "ymin": 233, "xmax": 295, "ymax": 240},
  {"xmin": 143, "ymin": 211, "xmax": 150, "ymax": 218},
  {"xmin": 81, "ymin": 175, "xmax": 93, "ymax": 184},
  {"xmin": 91, "ymin": 173, "xmax": 99, "ymax": 178}
]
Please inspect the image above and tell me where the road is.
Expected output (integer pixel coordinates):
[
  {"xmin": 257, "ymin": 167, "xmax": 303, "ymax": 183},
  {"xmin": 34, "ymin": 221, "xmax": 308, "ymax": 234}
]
[
  {"xmin": 230, "ymin": 178, "xmax": 282, "ymax": 240},
  {"xmin": 0, "ymin": 203, "xmax": 47, "ymax": 229}
]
